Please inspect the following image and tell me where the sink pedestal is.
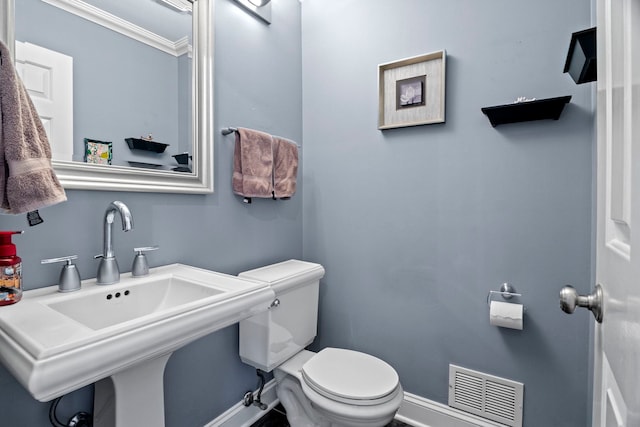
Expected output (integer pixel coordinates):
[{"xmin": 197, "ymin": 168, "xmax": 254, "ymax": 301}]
[{"xmin": 94, "ymin": 353, "xmax": 172, "ymax": 427}]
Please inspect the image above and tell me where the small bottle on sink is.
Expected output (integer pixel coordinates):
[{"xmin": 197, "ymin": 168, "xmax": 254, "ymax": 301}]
[{"xmin": 0, "ymin": 231, "xmax": 24, "ymax": 306}]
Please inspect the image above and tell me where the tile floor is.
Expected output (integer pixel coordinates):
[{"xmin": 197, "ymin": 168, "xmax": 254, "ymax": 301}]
[{"xmin": 250, "ymin": 404, "xmax": 410, "ymax": 427}]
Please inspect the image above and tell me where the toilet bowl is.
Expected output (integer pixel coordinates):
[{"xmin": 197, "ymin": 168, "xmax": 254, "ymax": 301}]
[
  {"xmin": 238, "ymin": 260, "xmax": 404, "ymax": 427},
  {"xmin": 275, "ymin": 348, "xmax": 404, "ymax": 427}
]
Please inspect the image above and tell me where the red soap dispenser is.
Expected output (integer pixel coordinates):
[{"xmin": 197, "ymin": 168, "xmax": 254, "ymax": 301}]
[{"xmin": 0, "ymin": 231, "xmax": 24, "ymax": 306}]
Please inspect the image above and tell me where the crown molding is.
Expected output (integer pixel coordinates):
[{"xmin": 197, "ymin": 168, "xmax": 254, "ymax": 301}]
[
  {"xmin": 174, "ymin": 35, "xmax": 192, "ymax": 58},
  {"xmin": 42, "ymin": 0, "xmax": 191, "ymax": 57}
]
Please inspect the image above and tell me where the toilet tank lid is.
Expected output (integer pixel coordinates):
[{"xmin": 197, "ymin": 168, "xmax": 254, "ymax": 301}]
[{"xmin": 239, "ymin": 260, "xmax": 325, "ymax": 292}]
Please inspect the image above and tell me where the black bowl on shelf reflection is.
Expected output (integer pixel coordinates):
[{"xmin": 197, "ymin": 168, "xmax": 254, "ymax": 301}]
[
  {"xmin": 172, "ymin": 153, "xmax": 192, "ymax": 165},
  {"xmin": 125, "ymin": 137, "xmax": 169, "ymax": 153}
]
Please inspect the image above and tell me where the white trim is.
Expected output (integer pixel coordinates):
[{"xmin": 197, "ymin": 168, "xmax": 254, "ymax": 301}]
[
  {"xmin": 205, "ymin": 380, "xmax": 280, "ymax": 427},
  {"xmin": 205, "ymin": 382, "xmax": 509, "ymax": 427},
  {"xmin": 175, "ymin": 35, "xmax": 192, "ymax": 58},
  {"xmin": 159, "ymin": 0, "xmax": 192, "ymax": 13},
  {"xmin": 0, "ymin": 0, "xmax": 14, "ymax": 59},
  {"xmin": 398, "ymin": 392, "xmax": 509, "ymax": 427},
  {"xmin": 41, "ymin": 0, "xmax": 191, "ymax": 57}
]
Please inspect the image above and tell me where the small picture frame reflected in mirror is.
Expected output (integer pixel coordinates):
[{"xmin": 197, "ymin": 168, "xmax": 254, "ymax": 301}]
[
  {"xmin": 84, "ymin": 138, "xmax": 113, "ymax": 165},
  {"xmin": 396, "ymin": 75, "xmax": 426, "ymax": 109}
]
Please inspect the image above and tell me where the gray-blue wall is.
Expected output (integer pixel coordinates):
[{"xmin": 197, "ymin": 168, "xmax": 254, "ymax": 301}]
[
  {"xmin": 1, "ymin": 0, "xmax": 594, "ymax": 426},
  {"xmin": 301, "ymin": 1, "xmax": 594, "ymax": 426},
  {"xmin": 0, "ymin": 0, "xmax": 302, "ymax": 425}
]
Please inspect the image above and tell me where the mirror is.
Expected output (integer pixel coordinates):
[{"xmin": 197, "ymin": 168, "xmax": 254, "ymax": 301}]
[{"xmin": 0, "ymin": 0, "xmax": 213, "ymax": 193}]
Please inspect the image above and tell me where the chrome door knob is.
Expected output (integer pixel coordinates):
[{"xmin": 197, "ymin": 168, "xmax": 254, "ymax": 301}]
[{"xmin": 559, "ymin": 284, "xmax": 603, "ymax": 323}]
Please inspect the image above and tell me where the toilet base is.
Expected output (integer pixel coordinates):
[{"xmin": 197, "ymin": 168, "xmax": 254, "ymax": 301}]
[{"xmin": 277, "ymin": 376, "xmax": 331, "ymax": 427}]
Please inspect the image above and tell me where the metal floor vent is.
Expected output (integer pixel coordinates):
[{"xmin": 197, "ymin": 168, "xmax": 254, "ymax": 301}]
[{"xmin": 448, "ymin": 365, "xmax": 523, "ymax": 427}]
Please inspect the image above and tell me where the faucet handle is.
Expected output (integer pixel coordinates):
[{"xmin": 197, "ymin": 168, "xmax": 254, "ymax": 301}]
[
  {"xmin": 134, "ymin": 246, "xmax": 159, "ymax": 253},
  {"xmin": 41, "ymin": 255, "xmax": 81, "ymax": 293},
  {"xmin": 131, "ymin": 246, "xmax": 159, "ymax": 277}
]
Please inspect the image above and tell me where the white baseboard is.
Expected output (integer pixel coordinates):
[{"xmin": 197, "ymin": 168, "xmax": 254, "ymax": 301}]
[
  {"xmin": 205, "ymin": 380, "xmax": 280, "ymax": 427},
  {"xmin": 397, "ymin": 392, "xmax": 508, "ymax": 427},
  {"xmin": 205, "ymin": 381, "xmax": 507, "ymax": 427}
]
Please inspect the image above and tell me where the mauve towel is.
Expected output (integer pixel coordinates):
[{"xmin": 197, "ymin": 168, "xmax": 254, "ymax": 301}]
[
  {"xmin": 0, "ymin": 40, "xmax": 66, "ymax": 214},
  {"xmin": 232, "ymin": 127, "xmax": 274, "ymax": 198},
  {"xmin": 272, "ymin": 136, "xmax": 298, "ymax": 199}
]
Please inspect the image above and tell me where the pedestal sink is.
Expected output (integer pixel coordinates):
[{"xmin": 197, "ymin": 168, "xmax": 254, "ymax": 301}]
[{"xmin": 0, "ymin": 264, "xmax": 275, "ymax": 427}]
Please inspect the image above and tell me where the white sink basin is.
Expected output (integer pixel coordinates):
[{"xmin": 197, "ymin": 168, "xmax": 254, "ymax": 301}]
[
  {"xmin": 0, "ymin": 264, "xmax": 275, "ymax": 404},
  {"xmin": 48, "ymin": 276, "xmax": 224, "ymax": 330}
]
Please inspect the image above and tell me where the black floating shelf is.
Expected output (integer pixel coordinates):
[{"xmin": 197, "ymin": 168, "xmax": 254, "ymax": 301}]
[
  {"xmin": 564, "ymin": 27, "xmax": 596, "ymax": 84},
  {"xmin": 125, "ymin": 137, "xmax": 170, "ymax": 153},
  {"xmin": 481, "ymin": 96, "xmax": 572, "ymax": 127}
]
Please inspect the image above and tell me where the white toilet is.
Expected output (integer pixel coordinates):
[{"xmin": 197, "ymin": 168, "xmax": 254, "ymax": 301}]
[{"xmin": 239, "ymin": 260, "xmax": 404, "ymax": 427}]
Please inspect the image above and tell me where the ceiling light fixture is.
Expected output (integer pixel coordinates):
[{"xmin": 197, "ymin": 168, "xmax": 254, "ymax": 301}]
[{"xmin": 233, "ymin": 0, "xmax": 272, "ymax": 25}]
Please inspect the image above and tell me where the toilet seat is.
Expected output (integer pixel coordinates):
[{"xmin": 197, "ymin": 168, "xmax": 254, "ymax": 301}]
[{"xmin": 301, "ymin": 348, "xmax": 400, "ymax": 406}]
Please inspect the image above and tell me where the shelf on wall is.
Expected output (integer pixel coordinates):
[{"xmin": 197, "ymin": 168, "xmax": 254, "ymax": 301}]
[
  {"xmin": 564, "ymin": 27, "xmax": 596, "ymax": 84},
  {"xmin": 125, "ymin": 137, "xmax": 170, "ymax": 153},
  {"xmin": 481, "ymin": 96, "xmax": 572, "ymax": 127}
]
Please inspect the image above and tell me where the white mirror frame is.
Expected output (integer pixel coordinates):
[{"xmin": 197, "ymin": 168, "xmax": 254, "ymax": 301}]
[{"xmin": 0, "ymin": 0, "xmax": 214, "ymax": 194}]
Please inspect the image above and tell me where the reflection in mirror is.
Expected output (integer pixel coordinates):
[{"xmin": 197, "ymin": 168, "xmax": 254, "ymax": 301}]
[
  {"xmin": 16, "ymin": 0, "xmax": 192, "ymax": 169},
  {"xmin": 1, "ymin": 0, "xmax": 214, "ymax": 193}
]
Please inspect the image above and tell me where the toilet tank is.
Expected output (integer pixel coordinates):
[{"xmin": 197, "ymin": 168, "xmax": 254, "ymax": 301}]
[{"xmin": 238, "ymin": 260, "xmax": 325, "ymax": 372}]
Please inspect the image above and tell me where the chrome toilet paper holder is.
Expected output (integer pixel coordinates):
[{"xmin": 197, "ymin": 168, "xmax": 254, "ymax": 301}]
[{"xmin": 487, "ymin": 282, "xmax": 522, "ymax": 305}]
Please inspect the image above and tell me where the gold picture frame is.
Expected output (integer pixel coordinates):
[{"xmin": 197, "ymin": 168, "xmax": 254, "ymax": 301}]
[{"xmin": 378, "ymin": 50, "xmax": 446, "ymax": 130}]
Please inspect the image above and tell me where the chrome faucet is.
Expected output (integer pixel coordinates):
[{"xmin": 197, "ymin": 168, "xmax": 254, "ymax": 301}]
[{"xmin": 96, "ymin": 201, "xmax": 134, "ymax": 285}]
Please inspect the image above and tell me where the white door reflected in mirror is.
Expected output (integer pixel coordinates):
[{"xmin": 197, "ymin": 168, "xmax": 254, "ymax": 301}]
[{"xmin": 15, "ymin": 41, "xmax": 73, "ymax": 161}]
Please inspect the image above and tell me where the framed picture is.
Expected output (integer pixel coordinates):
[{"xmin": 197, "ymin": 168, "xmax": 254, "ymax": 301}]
[
  {"xmin": 396, "ymin": 75, "xmax": 426, "ymax": 109},
  {"xmin": 378, "ymin": 50, "xmax": 446, "ymax": 130},
  {"xmin": 84, "ymin": 138, "xmax": 113, "ymax": 165}
]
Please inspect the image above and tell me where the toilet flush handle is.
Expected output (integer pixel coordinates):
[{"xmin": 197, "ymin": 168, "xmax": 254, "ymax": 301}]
[{"xmin": 269, "ymin": 299, "xmax": 280, "ymax": 309}]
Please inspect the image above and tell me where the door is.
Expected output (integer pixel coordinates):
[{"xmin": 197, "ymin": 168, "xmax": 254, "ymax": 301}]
[
  {"xmin": 14, "ymin": 41, "xmax": 73, "ymax": 161},
  {"xmin": 593, "ymin": 0, "xmax": 640, "ymax": 425}
]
